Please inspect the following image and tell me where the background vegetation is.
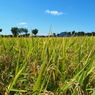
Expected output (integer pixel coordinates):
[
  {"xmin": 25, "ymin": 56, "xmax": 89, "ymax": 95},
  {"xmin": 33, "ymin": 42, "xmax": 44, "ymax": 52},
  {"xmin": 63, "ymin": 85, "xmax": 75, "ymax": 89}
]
[{"xmin": 1, "ymin": 28, "xmax": 95, "ymax": 37}]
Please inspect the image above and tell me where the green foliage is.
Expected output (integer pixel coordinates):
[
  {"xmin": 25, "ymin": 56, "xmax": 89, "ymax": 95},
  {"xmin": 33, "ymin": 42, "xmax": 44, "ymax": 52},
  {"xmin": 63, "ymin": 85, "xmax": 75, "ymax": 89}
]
[
  {"xmin": 19, "ymin": 28, "xmax": 28, "ymax": 34},
  {"xmin": 0, "ymin": 37, "xmax": 95, "ymax": 95},
  {"xmin": 0, "ymin": 29, "xmax": 2, "ymax": 32},
  {"xmin": 32, "ymin": 29, "xmax": 38, "ymax": 36},
  {"xmin": 11, "ymin": 27, "xmax": 28, "ymax": 37},
  {"xmin": 72, "ymin": 30, "xmax": 76, "ymax": 35},
  {"xmin": 11, "ymin": 27, "xmax": 19, "ymax": 37}
]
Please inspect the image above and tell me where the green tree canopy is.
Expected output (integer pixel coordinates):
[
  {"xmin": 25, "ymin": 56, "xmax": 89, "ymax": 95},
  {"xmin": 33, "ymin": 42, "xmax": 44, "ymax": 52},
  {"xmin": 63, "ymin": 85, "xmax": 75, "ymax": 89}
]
[
  {"xmin": 0, "ymin": 29, "xmax": 2, "ymax": 32},
  {"xmin": 52, "ymin": 33, "xmax": 56, "ymax": 37},
  {"xmin": 11, "ymin": 27, "xmax": 28, "ymax": 36},
  {"xmin": 23, "ymin": 28, "xmax": 28, "ymax": 34},
  {"xmin": 19, "ymin": 28, "xmax": 28, "ymax": 34},
  {"xmin": 11, "ymin": 27, "xmax": 19, "ymax": 37},
  {"xmin": 32, "ymin": 29, "xmax": 38, "ymax": 36},
  {"xmin": 72, "ymin": 31, "xmax": 76, "ymax": 35}
]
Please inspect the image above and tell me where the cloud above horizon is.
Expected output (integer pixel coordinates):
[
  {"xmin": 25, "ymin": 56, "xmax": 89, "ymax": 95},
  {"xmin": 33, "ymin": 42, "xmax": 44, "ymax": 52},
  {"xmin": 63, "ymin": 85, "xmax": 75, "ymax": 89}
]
[
  {"xmin": 45, "ymin": 10, "xmax": 64, "ymax": 16},
  {"xmin": 17, "ymin": 22, "xmax": 27, "ymax": 25}
]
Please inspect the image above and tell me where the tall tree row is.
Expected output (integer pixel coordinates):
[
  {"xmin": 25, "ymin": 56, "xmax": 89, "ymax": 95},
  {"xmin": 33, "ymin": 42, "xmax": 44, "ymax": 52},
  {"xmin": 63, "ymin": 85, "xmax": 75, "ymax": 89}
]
[{"xmin": 11, "ymin": 27, "xmax": 28, "ymax": 37}]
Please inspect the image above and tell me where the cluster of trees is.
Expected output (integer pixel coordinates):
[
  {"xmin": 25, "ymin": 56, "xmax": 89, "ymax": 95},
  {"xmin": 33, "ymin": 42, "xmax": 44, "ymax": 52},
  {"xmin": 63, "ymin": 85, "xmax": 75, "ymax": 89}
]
[
  {"xmin": 0, "ymin": 28, "xmax": 38, "ymax": 37},
  {"xmin": 11, "ymin": 27, "xmax": 38, "ymax": 37},
  {"xmin": 11, "ymin": 27, "xmax": 28, "ymax": 37},
  {"xmin": 71, "ymin": 31, "xmax": 95, "ymax": 36},
  {"xmin": 1, "ymin": 27, "xmax": 95, "ymax": 37},
  {"xmin": 54, "ymin": 31, "xmax": 95, "ymax": 37}
]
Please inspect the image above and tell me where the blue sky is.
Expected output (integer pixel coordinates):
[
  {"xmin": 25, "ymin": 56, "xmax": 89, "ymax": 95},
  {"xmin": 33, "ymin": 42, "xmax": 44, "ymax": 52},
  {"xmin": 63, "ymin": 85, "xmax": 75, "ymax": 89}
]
[{"xmin": 0, "ymin": 0, "xmax": 95, "ymax": 35}]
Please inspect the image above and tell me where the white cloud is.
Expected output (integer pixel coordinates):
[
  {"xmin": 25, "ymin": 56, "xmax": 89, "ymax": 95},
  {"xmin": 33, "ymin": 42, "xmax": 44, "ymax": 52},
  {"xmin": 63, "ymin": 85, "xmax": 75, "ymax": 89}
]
[
  {"xmin": 45, "ymin": 10, "xmax": 64, "ymax": 16},
  {"xmin": 17, "ymin": 22, "xmax": 27, "ymax": 25}
]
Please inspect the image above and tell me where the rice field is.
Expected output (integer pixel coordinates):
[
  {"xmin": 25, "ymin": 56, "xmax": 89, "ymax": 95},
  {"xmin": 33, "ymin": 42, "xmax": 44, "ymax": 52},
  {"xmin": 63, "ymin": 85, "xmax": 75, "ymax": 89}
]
[{"xmin": 0, "ymin": 36, "xmax": 95, "ymax": 95}]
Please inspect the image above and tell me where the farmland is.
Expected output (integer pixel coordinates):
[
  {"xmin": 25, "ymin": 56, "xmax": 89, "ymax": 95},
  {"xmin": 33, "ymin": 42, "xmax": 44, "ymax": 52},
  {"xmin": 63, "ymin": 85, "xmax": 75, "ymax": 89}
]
[{"xmin": 0, "ymin": 37, "xmax": 95, "ymax": 95}]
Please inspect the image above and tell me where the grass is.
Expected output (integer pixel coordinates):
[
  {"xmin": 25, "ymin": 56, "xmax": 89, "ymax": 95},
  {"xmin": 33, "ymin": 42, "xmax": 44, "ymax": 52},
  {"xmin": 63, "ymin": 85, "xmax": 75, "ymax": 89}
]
[{"xmin": 0, "ymin": 36, "xmax": 95, "ymax": 95}]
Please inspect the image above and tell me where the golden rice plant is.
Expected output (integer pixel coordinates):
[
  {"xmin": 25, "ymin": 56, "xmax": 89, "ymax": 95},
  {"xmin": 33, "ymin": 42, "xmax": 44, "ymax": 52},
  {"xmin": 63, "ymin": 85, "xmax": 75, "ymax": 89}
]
[{"xmin": 0, "ymin": 36, "xmax": 95, "ymax": 95}]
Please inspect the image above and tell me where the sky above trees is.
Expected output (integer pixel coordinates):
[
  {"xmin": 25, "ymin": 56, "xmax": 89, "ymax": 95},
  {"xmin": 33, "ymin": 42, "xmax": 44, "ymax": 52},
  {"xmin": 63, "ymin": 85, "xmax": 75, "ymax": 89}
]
[{"xmin": 0, "ymin": 0, "xmax": 95, "ymax": 35}]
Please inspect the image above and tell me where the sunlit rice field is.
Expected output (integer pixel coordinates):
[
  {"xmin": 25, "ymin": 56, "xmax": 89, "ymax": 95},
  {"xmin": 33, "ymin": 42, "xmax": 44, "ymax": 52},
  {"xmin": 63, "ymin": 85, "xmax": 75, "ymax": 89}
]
[{"xmin": 0, "ymin": 36, "xmax": 95, "ymax": 95}]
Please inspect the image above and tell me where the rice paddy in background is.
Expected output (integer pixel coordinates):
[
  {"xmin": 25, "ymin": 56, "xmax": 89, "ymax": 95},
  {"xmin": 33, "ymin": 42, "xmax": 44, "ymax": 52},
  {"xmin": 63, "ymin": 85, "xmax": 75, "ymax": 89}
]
[{"xmin": 0, "ymin": 37, "xmax": 95, "ymax": 95}]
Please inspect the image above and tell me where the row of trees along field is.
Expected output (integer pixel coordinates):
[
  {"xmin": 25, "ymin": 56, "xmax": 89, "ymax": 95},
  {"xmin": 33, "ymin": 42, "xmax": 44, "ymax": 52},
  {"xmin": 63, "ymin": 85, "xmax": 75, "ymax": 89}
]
[
  {"xmin": 0, "ymin": 28, "xmax": 38, "ymax": 37},
  {"xmin": 11, "ymin": 27, "xmax": 38, "ymax": 37},
  {"xmin": 53, "ymin": 31, "xmax": 95, "ymax": 36},
  {"xmin": 11, "ymin": 27, "xmax": 28, "ymax": 37},
  {"xmin": 1, "ymin": 28, "xmax": 95, "ymax": 37}
]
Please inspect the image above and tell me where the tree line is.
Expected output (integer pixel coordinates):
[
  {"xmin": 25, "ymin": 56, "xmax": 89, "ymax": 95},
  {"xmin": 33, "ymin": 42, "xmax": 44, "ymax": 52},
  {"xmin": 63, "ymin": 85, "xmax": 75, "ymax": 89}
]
[
  {"xmin": 0, "ymin": 27, "xmax": 38, "ymax": 37},
  {"xmin": 1, "ymin": 28, "xmax": 95, "ymax": 37},
  {"xmin": 53, "ymin": 31, "xmax": 95, "ymax": 37},
  {"xmin": 11, "ymin": 27, "xmax": 38, "ymax": 37}
]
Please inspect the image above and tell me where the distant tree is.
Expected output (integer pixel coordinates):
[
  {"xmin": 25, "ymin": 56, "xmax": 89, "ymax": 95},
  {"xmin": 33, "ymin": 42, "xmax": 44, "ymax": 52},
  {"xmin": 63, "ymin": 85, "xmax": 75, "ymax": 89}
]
[
  {"xmin": 78, "ymin": 31, "xmax": 85, "ymax": 36},
  {"xmin": 32, "ymin": 29, "xmax": 38, "ymax": 36},
  {"xmin": 72, "ymin": 31, "xmax": 76, "ymax": 35},
  {"xmin": 68, "ymin": 32, "xmax": 71, "ymax": 35},
  {"xmin": 52, "ymin": 33, "xmax": 56, "ymax": 37},
  {"xmin": 11, "ymin": 27, "xmax": 28, "ymax": 37},
  {"xmin": 18, "ymin": 28, "xmax": 28, "ymax": 34},
  {"xmin": 18, "ymin": 28, "xmax": 23, "ymax": 34},
  {"xmin": 92, "ymin": 32, "xmax": 95, "ymax": 36},
  {"xmin": 0, "ymin": 29, "xmax": 2, "ymax": 32},
  {"xmin": 11, "ymin": 27, "xmax": 19, "ymax": 37},
  {"xmin": 23, "ymin": 28, "xmax": 28, "ymax": 34},
  {"xmin": 77, "ymin": 32, "xmax": 81, "ymax": 36},
  {"xmin": 57, "ymin": 33, "xmax": 60, "ymax": 36}
]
